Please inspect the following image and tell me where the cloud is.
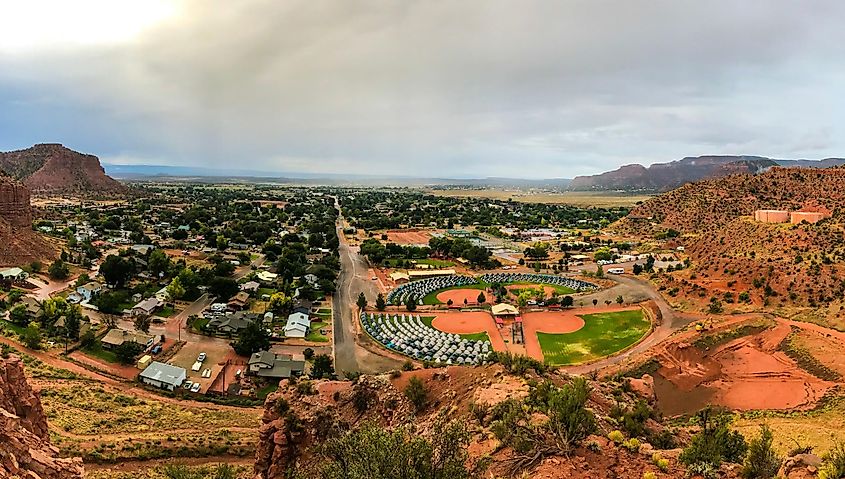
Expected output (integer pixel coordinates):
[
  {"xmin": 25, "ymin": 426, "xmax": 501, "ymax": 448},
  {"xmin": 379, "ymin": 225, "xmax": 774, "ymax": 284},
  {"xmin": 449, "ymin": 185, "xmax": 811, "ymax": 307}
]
[{"xmin": 1, "ymin": 0, "xmax": 845, "ymax": 178}]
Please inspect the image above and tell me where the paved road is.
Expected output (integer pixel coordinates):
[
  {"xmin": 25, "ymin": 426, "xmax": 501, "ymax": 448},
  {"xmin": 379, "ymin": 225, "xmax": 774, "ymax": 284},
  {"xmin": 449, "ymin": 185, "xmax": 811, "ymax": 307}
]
[{"xmin": 332, "ymin": 200, "xmax": 402, "ymax": 376}]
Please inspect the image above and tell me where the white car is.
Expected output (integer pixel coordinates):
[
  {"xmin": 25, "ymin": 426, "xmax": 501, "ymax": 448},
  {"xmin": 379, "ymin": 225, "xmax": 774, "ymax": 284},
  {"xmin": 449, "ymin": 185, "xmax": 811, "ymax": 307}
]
[
  {"xmin": 197, "ymin": 352, "xmax": 207, "ymax": 362},
  {"xmin": 202, "ymin": 368, "xmax": 212, "ymax": 378},
  {"xmin": 190, "ymin": 382, "xmax": 201, "ymax": 393}
]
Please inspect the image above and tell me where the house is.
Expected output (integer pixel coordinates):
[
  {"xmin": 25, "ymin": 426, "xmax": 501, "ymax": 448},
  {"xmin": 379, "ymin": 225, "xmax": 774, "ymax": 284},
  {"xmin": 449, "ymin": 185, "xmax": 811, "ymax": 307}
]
[
  {"xmin": 292, "ymin": 299, "xmax": 312, "ymax": 316},
  {"xmin": 131, "ymin": 244, "xmax": 156, "ymax": 255},
  {"xmin": 206, "ymin": 311, "xmax": 258, "ymax": 335},
  {"xmin": 256, "ymin": 271, "xmax": 278, "ymax": 283},
  {"xmin": 227, "ymin": 291, "xmax": 251, "ymax": 311},
  {"xmin": 20, "ymin": 296, "xmax": 41, "ymax": 318},
  {"xmin": 139, "ymin": 361, "xmax": 186, "ymax": 391},
  {"xmin": 284, "ymin": 312, "xmax": 311, "ymax": 338},
  {"xmin": 491, "ymin": 303, "xmax": 520, "ymax": 317},
  {"xmin": 241, "ymin": 281, "xmax": 260, "ymax": 293},
  {"xmin": 76, "ymin": 282, "xmax": 102, "ymax": 302},
  {"xmin": 389, "ymin": 271, "xmax": 410, "ymax": 284},
  {"xmin": 247, "ymin": 350, "xmax": 306, "ymax": 379},
  {"xmin": 131, "ymin": 297, "xmax": 161, "ymax": 317},
  {"xmin": 101, "ymin": 328, "xmax": 155, "ymax": 350},
  {"xmin": 0, "ymin": 267, "xmax": 28, "ymax": 282},
  {"xmin": 303, "ymin": 274, "xmax": 319, "ymax": 287}
]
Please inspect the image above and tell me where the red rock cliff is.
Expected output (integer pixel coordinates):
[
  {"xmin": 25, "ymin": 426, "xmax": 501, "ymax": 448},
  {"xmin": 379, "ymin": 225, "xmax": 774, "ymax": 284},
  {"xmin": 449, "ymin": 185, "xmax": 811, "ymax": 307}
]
[
  {"xmin": 0, "ymin": 354, "xmax": 84, "ymax": 478},
  {"xmin": 0, "ymin": 143, "xmax": 126, "ymax": 194},
  {"xmin": 0, "ymin": 176, "xmax": 32, "ymax": 227}
]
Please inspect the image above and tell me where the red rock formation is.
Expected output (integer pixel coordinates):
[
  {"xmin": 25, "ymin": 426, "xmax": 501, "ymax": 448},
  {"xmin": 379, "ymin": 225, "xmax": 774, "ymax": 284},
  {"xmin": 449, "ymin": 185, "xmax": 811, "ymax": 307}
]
[
  {"xmin": 0, "ymin": 354, "xmax": 84, "ymax": 478},
  {"xmin": 0, "ymin": 176, "xmax": 32, "ymax": 227},
  {"xmin": 0, "ymin": 144, "xmax": 126, "ymax": 194}
]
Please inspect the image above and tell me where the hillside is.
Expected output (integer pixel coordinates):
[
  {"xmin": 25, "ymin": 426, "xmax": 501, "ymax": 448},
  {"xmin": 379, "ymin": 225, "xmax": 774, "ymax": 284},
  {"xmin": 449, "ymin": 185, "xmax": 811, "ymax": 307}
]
[
  {"xmin": 616, "ymin": 166, "xmax": 845, "ymax": 306},
  {"xmin": 569, "ymin": 155, "xmax": 845, "ymax": 192},
  {"xmin": 0, "ymin": 175, "xmax": 58, "ymax": 266},
  {"xmin": 0, "ymin": 144, "xmax": 126, "ymax": 194}
]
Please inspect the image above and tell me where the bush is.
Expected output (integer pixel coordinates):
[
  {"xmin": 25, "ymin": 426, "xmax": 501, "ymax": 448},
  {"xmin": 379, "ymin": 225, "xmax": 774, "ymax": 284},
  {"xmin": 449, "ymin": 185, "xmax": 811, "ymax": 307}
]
[
  {"xmin": 608, "ymin": 430, "xmax": 625, "ymax": 444},
  {"xmin": 818, "ymin": 441, "xmax": 845, "ymax": 479},
  {"xmin": 401, "ymin": 360, "xmax": 414, "ymax": 371},
  {"xmin": 643, "ymin": 473, "xmax": 657, "ymax": 479},
  {"xmin": 623, "ymin": 438, "xmax": 641, "ymax": 452},
  {"xmin": 296, "ymin": 381, "xmax": 316, "ymax": 396},
  {"xmin": 680, "ymin": 407, "xmax": 747, "ymax": 471},
  {"xmin": 740, "ymin": 424, "xmax": 780, "ymax": 479},
  {"xmin": 404, "ymin": 377, "xmax": 428, "ymax": 413}
]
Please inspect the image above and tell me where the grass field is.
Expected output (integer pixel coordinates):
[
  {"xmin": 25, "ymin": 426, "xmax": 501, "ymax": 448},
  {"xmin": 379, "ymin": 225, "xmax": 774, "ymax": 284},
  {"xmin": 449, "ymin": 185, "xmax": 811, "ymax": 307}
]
[
  {"xmin": 0, "ymin": 318, "xmax": 26, "ymax": 337},
  {"xmin": 537, "ymin": 309, "xmax": 649, "ymax": 365},
  {"xmin": 459, "ymin": 332, "xmax": 490, "ymax": 342},
  {"xmin": 305, "ymin": 321, "xmax": 329, "ymax": 342},
  {"xmin": 81, "ymin": 340, "xmax": 120, "ymax": 364},
  {"xmin": 425, "ymin": 189, "xmax": 654, "ymax": 207}
]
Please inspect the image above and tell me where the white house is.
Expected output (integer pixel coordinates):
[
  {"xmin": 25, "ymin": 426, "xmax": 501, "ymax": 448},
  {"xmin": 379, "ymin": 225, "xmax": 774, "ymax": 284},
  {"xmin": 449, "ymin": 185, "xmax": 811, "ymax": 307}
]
[
  {"xmin": 76, "ymin": 281, "xmax": 102, "ymax": 302},
  {"xmin": 256, "ymin": 271, "xmax": 278, "ymax": 283},
  {"xmin": 139, "ymin": 362, "xmax": 186, "ymax": 391},
  {"xmin": 284, "ymin": 312, "xmax": 311, "ymax": 338},
  {"xmin": 0, "ymin": 267, "xmax": 28, "ymax": 282}
]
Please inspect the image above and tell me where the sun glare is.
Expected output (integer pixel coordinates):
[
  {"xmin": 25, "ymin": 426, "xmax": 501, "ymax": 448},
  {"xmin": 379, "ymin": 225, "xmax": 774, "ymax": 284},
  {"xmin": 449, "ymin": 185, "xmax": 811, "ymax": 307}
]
[{"xmin": 0, "ymin": 0, "xmax": 178, "ymax": 51}]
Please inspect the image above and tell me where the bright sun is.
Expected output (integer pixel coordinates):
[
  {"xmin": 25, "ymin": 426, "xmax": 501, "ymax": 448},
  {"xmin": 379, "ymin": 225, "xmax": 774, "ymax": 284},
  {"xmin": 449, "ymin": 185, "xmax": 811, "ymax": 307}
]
[{"xmin": 0, "ymin": 0, "xmax": 178, "ymax": 51}]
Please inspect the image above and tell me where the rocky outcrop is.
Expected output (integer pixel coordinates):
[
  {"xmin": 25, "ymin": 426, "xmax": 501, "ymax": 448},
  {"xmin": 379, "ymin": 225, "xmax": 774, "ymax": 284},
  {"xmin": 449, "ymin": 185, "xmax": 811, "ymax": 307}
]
[
  {"xmin": 0, "ymin": 144, "xmax": 126, "ymax": 195},
  {"xmin": 0, "ymin": 355, "xmax": 83, "ymax": 478},
  {"xmin": 0, "ymin": 176, "xmax": 32, "ymax": 227}
]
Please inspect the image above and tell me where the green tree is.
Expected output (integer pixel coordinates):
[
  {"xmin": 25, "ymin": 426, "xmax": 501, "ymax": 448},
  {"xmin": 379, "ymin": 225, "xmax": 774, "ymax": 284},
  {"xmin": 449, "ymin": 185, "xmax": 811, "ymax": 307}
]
[
  {"xmin": 405, "ymin": 296, "xmax": 417, "ymax": 312},
  {"xmin": 595, "ymin": 265, "xmax": 604, "ymax": 278},
  {"xmin": 114, "ymin": 341, "xmax": 144, "ymax": 364},
  {"xmin": 268, "ymin": 291, "xmax": 293, "ymax": 313},
  {"xmin": 63, "ymin": 313, "xmax": 81, "ymax": 340},
  {"xmin": 311, "ymin": 354, "xmax": 335, "ymax": 379},
  {"xmin": 48, "ymin": 259, "xmax": 70, "ymax": 280},
  {"xmin": 477, "ymin": 292, "xmax": 486, "ymax": 304},
  {"xmin": 561, "ymin": 295, "xmax": 574, "ymax": 307},
  {"xmin": 740, "ymin": 424, "xmax": 780, "ymax": 479},
  {"xmin": 209, "ymin": 277, "xmax": 239, "ymax": 300},
  {"xmin": 233, "ymin": 320, "xmax": 271, "ymax": 356},
  {"xmin": 680, "ymin": 407, "xmax": 748, "ymax": 471},
  {"xmin": 134, "ymin": 315, "xmax": 152, "ymax": 334},
  {"xmin": 616, "ymin": 295, "xmax": 624, "ymax": 305},
  {"xmin": 9, "ymin": 304, "xmax": 29, "ymax": 325},
  {"xmin": 148, "ymin": 249, "xmax": 171, "ymax": 278},
  {"xmin": 100, "ymin": 255, "xmax": 134, "ymax": 288},
  {"xmin": 404, "ymin": 376, "xmax": 428, "ymax": 413},
  {"xmin": 21, "ymin": 322, "xmax": 42, "ymax": 349},
  {"xmin": 375, "ymin": 293, "xmax": 386, "ymax": 311},
  {"xmin": 632, "ymin": 263, "xmax": 643, "ymax": 275},
  {"xmin": 166, "ymin": 277, "xmax": 186, "ymax": 300},
  {"xmin": 356, "ymin": 292, "xmax": 368, "ymax": 311}
]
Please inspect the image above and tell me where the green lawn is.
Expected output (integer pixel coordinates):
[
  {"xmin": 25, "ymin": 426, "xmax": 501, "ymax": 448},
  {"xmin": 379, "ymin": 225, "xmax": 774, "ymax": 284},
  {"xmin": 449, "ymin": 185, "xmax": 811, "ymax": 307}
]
[
  {"xmin": 0, "ymin": 318, "xmax": 26, "ymax": 337},
  {"xmin": 256, "ymin": 383, "xmax": 279, "ymax": 400},
  {"xmin": 460, "ymin": 332, "xmax": 490, "ymax": 342},
  {"xmin": 191, "ymin": 317, "xmax": 210, "ymax": 332},
  {"xmin": 257, "ymin": 288, "xmax": 276, "ymax": 298},
  {"xmin": 157, "ymin": 305, "xmax": 178, "ymax": 318},
  {"xmin": 536, "ymin": 309, "xmax": 650, "ymax": 366},
  {"xmin": 306, "ymin": 322, "xmax": 329, "ymax": 342},
  {"xmin": 81, "ymin": 340, "xmax": 120, "ymax": 364}
]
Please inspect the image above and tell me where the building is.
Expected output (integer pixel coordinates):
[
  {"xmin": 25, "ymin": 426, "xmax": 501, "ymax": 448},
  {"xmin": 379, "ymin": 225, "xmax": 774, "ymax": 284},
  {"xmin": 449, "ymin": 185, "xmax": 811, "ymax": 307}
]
[
  {"xmin": 0, "ymin": 267, "xmax": 28, "ymax": 282},
  {"xmin": 20, "ymin": 297, "xmax": 41, "ymax": 318},
  {"xmin": 408, "ymin": 269, "xmax": 456, "ymax": 279},
  {"xmin": 207, "ymin": 311, "xmax": 258, "ymax": 335},
  {"xmin": 131, "ymin": 244, "xmax": 157, "ymax": 255},
  {"xmin": 131, "ymin": 297, "xmax": 161, "ymax": 317},
  {"xmin": 101, "ymin": 328, "xmax": 155, "ymax": 350},
  {"xmin": 284, "ymin": 312, "xmax": 311, "ymax": 338},
  {"xmin": 754, "ymin": 210, "xmax": 790, "ymax": 223},
  {"xmin": 247, "ymin": 350, "xmax": 306, "ymax": 379},
  {"xmin": 227, "ymin": 291, "xmax": 251, "ymax": 311},
  {"xmin": 389, "ymin": 271, "xmax": 410, "ymax": 284},
  {"xmin": 241, "ymin": 280, "xmax": 260, "ymax": 293},
  {"xmin": 139, "ymin": 361, "xmax": 186, "ymax": 391},
  {"xmin": 256, "ymin": 271, "xmax": 278, "ymax": 283},
  {"xmin": 491, "ymin": 303, "xmax": 519, "ymax": 317},
  {"xmin": 75, "ymin": 281, "xmax": 102, "ymax": 302}
]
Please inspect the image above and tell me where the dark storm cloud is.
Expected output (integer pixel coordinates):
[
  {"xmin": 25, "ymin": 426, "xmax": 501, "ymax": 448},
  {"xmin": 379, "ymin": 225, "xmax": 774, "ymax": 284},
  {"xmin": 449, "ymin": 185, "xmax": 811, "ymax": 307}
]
[{"xmin": 1, "ymin": 0, "xmax": 844, "ymax": 178}]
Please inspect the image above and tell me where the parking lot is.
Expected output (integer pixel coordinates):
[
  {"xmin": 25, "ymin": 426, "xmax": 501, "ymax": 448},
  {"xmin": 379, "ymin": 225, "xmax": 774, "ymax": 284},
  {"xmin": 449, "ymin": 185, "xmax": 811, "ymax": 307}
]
[{"xmin": 169, "ymin": 340, "xmax": 230, "ymax": 393}]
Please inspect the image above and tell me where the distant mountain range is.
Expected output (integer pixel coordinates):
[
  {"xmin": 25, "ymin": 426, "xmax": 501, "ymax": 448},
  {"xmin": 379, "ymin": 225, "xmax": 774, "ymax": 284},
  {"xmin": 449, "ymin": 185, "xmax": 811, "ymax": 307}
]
[{"xmin": 568, "ymin": 155, "xmax": 845, "ymax": 192}]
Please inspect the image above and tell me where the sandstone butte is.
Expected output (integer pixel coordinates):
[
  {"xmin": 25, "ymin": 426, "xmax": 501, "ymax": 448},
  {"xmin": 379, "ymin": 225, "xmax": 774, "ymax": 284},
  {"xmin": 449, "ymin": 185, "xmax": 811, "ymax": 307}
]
[{"xmin": 0, "ymin": 143, "xmax": 127, "ymax": 194}]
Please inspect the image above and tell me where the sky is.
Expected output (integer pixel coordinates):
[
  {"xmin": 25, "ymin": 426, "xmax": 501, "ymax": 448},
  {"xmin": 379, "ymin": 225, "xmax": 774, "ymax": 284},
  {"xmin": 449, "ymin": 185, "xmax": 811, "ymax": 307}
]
[{"xmin": 1, "ymin": 0, "xmax": 844, "ymax": 179}]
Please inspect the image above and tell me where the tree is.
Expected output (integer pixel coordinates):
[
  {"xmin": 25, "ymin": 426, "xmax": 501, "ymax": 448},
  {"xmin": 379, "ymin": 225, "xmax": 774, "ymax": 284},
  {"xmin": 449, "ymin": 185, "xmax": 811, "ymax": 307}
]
[
  {"xmin": 148, "ymin": 249, "xmax": 171, "ymax": 278},
  {"xmin": 311, "ymin": 354, "xmax": 335, "ymax": 379},
  {"xmin": 680, "ymin": 407, "xmax": 748, "ymax": 471},
  {"xmin": 268, "ymin": 292, "xmax": 293, "ymax": 313},
  {"xmin": 134, "ymin": 315, "xmax": 152, "ymax": 334},
  {"xmin": 632, "ymin": 263, "xmax": 643, "ymax": 275},
  {"xmin": 64, "ymin": 313, "xmax": 81, "ymax": 340},
  {"xmin": 740, "ymin": 425, "xmax": 780, "ymax": 479},
  {"xmin": 561, "ymin": 296, "xmax": 574, "ymax": 308},
  {"xmin": 375, "ymin": 293, "xmax": 386, "ymax": 311},
  {"xmin": 616, "ymin": 295, "xmax": 624, "ymax": 305},
  {"xmin": 592, "ymin": 299, "xmax": 598, "ymax": 307},
  {"xmin": 595, "ymin": 265, "xmax": 604, "ymax": 278},
  {"xmin": 30, "ymin": 261, "xmax": 42, "ymax": 273},
  {"xmin": 404, "ymin": 376, "xmax": 428, "ymax": 413},
  {"xmin": 80, "ymin": 330, "xmax": 96, "ymax": 348},
  {"xmin": 477, "ymin": 292, "xmax": 486, "ymax": 304},
  {"xmin": 233, "ymin": 321, "xmax": 271, "ymax": 356},
  {"xmin": 405, "ymin": 296, "xmax": 417, "ymax": 312},
  {"xmin": 100, "ymin": 255, "xmax": 134, "ymax": 288},
  {"xmin": 356, "ymin": 292, "xmax": 368, "ymax": 311},
  {"xmin": 114, "ymin": 341, "xmax": 144, "ymax": 364},
  {"xmin": 209, "ymin": 277, "xmax": 239, "ymax": 300},
  {"xmin": 21, "ymin": 322, "xmax": 42, "ymax": 349},
  {"xmin": 303, "ymin": 347, "xmax": 315, "ymax": 360},
  {"xmin": 446, "ymin": 299, "xmax": 454, "ymax": 307},
  {"xmin": 166, "ymin": 277, "xmax": 186, "ymax": 300},
  {"xmin": 9, "ymin": 304, "xmax": 29, "ymax": 325},
  {"xmin": 48, "ymin": 259, "xmax": 70, "ymax": 280}
]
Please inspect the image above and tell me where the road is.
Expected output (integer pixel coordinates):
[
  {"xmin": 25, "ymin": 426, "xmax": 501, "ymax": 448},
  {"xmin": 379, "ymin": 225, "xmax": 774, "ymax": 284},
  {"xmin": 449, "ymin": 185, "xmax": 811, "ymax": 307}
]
[{"xmin": 332, "ymin": 199, "xmax": 402, "ymax": 376}]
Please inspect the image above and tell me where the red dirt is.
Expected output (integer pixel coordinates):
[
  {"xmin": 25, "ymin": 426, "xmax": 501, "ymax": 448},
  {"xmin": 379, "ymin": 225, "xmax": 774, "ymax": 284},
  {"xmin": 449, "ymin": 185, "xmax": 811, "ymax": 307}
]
[
  {"xmin": 385, "ymin": 229, "xmax": 433, "ymax": 245},
  {"xmin": 436, "ymin": 288, "xmax": 485, "ymax": 305},
  {"xmin": 431, "ymin": 311, "xmax": 506, "ymax": 352},
  {"xmin": 521, "ymin": 306, "xmax": 638, "ymax": 362}
]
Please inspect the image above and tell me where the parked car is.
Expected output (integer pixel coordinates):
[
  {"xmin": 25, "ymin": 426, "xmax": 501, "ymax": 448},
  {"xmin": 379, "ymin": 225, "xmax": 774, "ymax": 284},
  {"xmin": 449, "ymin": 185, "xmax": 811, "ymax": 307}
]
[
  {"xmin": 151, "ymin": 345, "xmax": 162, "ymax": 355},
  {"xmin": 183, "ymin": 381, "xmax": 193, "ymax": 390},
  {"xmin": 197, "ymin": 352, "xmax": 207, "ymax": 362},
  {"xmin": 190, "ymin": 382, "xmax": 201, "ymax": 393}
]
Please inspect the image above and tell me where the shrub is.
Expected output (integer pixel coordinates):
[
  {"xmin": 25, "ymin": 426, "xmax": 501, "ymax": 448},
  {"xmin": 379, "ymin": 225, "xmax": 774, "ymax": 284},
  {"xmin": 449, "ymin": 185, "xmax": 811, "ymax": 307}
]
[
  {"xmin": 404, "ymin": 377, "xmax": 428, "ymax": 413},
  {"xmin": 608, "ymin": 430, "xmax": 625, "ymax": 444},
  {"xmin": 623, "ymin": 438, "xmax": 641, "ymax": 452},
  {"xmin": 401, "ymin": 360, "xmax": 414, "ymax": 371},
  {"xmin": 680, "ymin": 407, "xmax": 747, "ymax": 471},
  {"xmin": 296, "ymin": 381, "xmax": 316, "ymax": 396},
  {"xmin": 468, "ymin": 402, "xmax": 489, "ymax": 426},
  {"xmin": 643, "ymin": 473, "xmax": 657, "ymax": 479},
  {"xmin": 740, "ymin": 424, "xmax": 780, "ymax": 479},
  {"xmin": 818, "ymin": 441, "xmax": 845, "ymax": 479}
]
